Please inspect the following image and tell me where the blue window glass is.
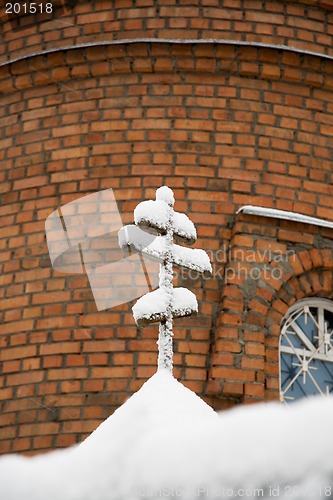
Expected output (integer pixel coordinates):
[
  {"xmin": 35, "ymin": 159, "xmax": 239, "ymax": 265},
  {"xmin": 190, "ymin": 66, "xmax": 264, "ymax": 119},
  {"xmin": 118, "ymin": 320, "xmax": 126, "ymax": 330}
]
[{"xmin": 280, "ymin": 299, "xmax": 333, "ymax": 403}]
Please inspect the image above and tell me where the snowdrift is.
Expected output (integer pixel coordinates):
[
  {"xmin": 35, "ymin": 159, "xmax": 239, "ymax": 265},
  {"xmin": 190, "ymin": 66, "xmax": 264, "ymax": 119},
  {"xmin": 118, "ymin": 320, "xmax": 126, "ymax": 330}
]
[{"xmin": 1, "ymin": 370, "xmax": 333, "ymax": 499}]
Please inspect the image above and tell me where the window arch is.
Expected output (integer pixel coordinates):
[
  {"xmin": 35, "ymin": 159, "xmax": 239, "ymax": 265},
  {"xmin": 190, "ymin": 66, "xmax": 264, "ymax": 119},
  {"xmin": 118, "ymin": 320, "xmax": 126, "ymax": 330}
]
[{"xmin": 280, "ymin": 298, "xmax": 333, "ymax": 403}]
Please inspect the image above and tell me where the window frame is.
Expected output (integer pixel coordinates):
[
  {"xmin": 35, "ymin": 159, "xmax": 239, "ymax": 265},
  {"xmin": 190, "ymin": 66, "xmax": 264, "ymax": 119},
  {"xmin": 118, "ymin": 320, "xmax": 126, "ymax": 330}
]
[{"xmin": 279, "ymin": 297, "xmax": 333, "ymax": 402}]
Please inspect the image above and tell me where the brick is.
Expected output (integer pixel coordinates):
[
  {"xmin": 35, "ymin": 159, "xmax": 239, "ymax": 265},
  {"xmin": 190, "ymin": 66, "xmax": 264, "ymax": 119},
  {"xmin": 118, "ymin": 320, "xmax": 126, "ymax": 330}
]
[
  {"xmin": 245, "ymin": 344, "xmax": 265, "ymax": 356},
  {"xmin": 248, "ymin": 299, "xmax": 268, "ymax": 315},
  {"xmin": 308, "ymin": 271, "xmax": 323, "ymax": 294},
  {"xmin": 12, "ymin": 438, "xmax": 31, "ymax": 452},
  {"xmin": 0, "ymin": 320, "xmax": 34, "ymax": 335},
  {"xmin": 37, "ymin": 317, "xmax": 76, "ymax": 329},
  {"xmin": 61, "ymin": 380, "xmax": 81, "ymax": 392},
  {"xmin": 19, "ymin": 423, "xmax": 60, "ymax": 438},
  {"xmin": 310, "ymin": 249, "xmax": 323, "ymax": 268},
  {"xmin": 2, "ymin": 360, "xmax": 20, "ymax": 373},
  {"xmin": 211, "ymin": 367, "xmax": 256, "ymax": 382},
  {"xmin": 0, "ymin": 295, "xmax": 29, "ymax": 310},
  {"xmin": 66, "ymin": 355, "xmax": 85, "ymax": 367},
  {"xmin": 48, "ymin": 368, "xmax": 88, "ymax": 380},
  {"xmin": 244, "ymin": 383, "xmax": 265, "ymax": 397},
  {"xmin": 6, "ymin": 370, "xmax": 44, "ymax": 386},
  {"xmin": 261, "ymin": 64, "xmax": 281, "ymax": 79},
  {"xmin": 53, "ymin": 124, "xmax": 89, "ymax": 137},
  {"xmin": 289, "ymin": 254, "xmax": 304, "ymax": 275},
  {"xmin": 242, "ymin": 357, "xmax": 265, "ymax": 370},
  {"xmin": 212, "ymin": 353, "xmax": 234, "ymax": 366},
  {"xmin": 298, "ymin": 250, "xmax": 313, "ymax": 271},
  {"xmin": 321, "ymin": 248, "xmax": 333, "ymax": 268},
  {"xmin": 51, "ymin": 148, "xmax": 89, "ymax": 160},
  {"xmin": 232, "ymin": 235, "xmax": 255, "ymax": 247},
  {"xmin": 43, "ymin": 356, "xmax": 63, "ymax": 368},
  {"xmin": 52, "ymin": 330, "xmax": 71, "ymax": 341},
  {"xmin": 278, "ymin": 229, "xmax": 314, "ymax": 245},
  {"xmin": 91, "ymin": 367, "xmax": 133, "ymax": 378},
  {"xmin": 40, "ymin": 343, "xmax": 81, "ymax": 355},
  {"xmin": 222, "ymin": 382, "xmax": 244, "ymax": 396},
  {"xmin": 88, "ymin": 353, "xmax": 109, "ymax": 365},
  {"xmin": 33, "ymin": 436, "xmax": 54, "ymax": 449},
  {"xmin": 185, "ymin": 368, "xmax": 207, "ymax": 381},
  {"xmin": 83, "ymin": 380, "xmax": 104, "ymax": 392},
  {"xmin": 0, "ymin": 346, "xmax": 36, "ymax": 361}
]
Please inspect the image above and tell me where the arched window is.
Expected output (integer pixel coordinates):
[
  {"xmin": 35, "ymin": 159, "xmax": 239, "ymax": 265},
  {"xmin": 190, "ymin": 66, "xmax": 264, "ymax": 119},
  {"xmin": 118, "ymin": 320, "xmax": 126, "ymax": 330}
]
[{"xmin": 280, "ymin": 298, "xmax": 333, "ymax": 403}]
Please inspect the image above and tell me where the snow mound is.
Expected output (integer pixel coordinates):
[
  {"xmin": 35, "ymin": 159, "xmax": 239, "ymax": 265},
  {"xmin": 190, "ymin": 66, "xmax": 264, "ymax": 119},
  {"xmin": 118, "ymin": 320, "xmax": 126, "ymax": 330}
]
[
  {"xmin": 156, "ymin": 185, "xmax": 175, "ymax": 206},
  {"xmin": 132, "ymin": 287, "xmax": 198, "ymax": 326},
  {"xmin": 83, "ymin": 370, "xmax": 216, "ymax": 440},
  {"xmin": 0, "ymin": 370, "xmax": 216, "ymax": 500},
  {"xmin": 1, "ymin": 371, "xmax": 333, "ymax": 499}
]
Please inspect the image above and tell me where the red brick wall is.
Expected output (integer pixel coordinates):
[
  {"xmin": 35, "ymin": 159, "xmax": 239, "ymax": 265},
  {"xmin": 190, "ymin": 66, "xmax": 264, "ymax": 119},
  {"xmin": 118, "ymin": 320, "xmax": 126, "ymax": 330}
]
[
  {"xmin": 1, "ymin": 1, "xmax": 333, "ymax": 455},
  {"xmin": 2, "ymin": 0, "xmax": 333, "ymax": 63}
]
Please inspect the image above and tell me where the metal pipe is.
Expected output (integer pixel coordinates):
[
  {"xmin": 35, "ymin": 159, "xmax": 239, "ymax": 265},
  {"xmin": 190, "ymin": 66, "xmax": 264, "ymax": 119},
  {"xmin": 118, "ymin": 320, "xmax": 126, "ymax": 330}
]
[{"xmin": 0, "ymin": 37, "xmax": 332, "ymax": 68}]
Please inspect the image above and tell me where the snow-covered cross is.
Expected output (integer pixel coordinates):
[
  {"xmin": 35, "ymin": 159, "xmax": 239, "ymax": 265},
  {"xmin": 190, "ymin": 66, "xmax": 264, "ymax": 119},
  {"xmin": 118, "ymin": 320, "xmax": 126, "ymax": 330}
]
[{"xmin": 118, "ymin": 186, "xmax": 212, "ymax": 373}]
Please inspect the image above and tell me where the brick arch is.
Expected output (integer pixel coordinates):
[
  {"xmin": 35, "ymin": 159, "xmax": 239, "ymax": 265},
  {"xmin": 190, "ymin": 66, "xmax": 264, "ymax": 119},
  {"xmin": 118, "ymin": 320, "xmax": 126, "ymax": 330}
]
[
  {"xmin": 264, "ymin": 255, "xmax": 333, "ymax": 401},
  {"xmin": 208, "ymin": 242, "xmax": 333, "ymax": 406},
  {"xmin": 246, "ymin": 248, "xmax": 333, "ymax": 326}
]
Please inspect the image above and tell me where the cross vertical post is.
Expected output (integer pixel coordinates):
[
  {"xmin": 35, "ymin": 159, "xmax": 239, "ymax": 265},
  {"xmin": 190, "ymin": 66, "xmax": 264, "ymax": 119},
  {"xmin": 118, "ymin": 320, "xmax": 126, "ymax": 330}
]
[
  {"xmin": 157, "ymin": 193, "xmax": 174, "ymax": 372},
  {"xmin": 118, "ymin": 185, "xmax": 212, "ymax": 374}
]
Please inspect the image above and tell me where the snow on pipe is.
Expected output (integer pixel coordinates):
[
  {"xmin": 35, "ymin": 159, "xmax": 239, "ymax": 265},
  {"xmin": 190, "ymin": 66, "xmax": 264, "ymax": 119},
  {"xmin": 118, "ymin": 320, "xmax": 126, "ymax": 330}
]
[
  {"xmin": 118, "ymin": 185, "xmax": 212, "ymax": 373},
  {"xmin": 237, "ymin": 205, "xmax": 333, "ymax": 230}
]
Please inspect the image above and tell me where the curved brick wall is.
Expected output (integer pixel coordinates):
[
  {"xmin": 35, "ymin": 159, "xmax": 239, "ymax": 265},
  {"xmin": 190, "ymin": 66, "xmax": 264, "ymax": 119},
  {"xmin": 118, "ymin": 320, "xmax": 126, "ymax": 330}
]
[
  {"xmin": 1, "ymin": 1, "xmax": 333, "ymax": 455},
  {"xmin": 2, "ymin": 0, "xmax": 333, "ymax": 64}
]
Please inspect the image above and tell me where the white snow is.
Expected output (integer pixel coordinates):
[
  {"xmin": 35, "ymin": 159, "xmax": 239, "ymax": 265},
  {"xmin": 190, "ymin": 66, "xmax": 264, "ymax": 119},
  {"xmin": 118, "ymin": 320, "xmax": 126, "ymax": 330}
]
[
  {"xmin": 173, "ymin": 211, "xmax": 197, "ymax": 244},
  {"xmin": 134, "ymin": 200, "xmax": 169, "ymax": 232},
  {"xmin": 133, "ymin": 203, "xmax": 197, "ymax": 244},
  {"xmin": 156, "ymin": 185, "xmax": 175, "ymax": 206},
  {"xmin": 132, "ymin": 287, "xmax": 198, "ymax": 326},
  {"xmin": 131, "ymin": 187, "xmax": 198, "ymax": 250},
  {"xmin": 133, "ymin": 287, "xmax": 168, "ymax": 321},
  {"xmin": 118, "ymin": 224, "xmax": 162, "ymax": 256},
  {"xmin": 173, "ymin": 287, "xmax": 198, "ymax": 312},
  {"xmin": 118, "ymin": 226, "xmax": 211, "ymax": 274},
  {"xmin": 237, "ymin": 205, "xmax": 333, "ymax": 229},
  {"xmin": 173, "ymin": 244, "xmax": 212, "ymax": 274},
  {"xmin": 1, "ymin": 371, "xmax": 333, "ymax": 499}
]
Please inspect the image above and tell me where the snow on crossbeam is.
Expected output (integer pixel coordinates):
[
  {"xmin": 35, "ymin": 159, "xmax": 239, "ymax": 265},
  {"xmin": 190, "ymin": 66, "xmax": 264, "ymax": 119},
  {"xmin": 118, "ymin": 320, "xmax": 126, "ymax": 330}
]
[
  {"xmin": 133, "ymin": 288, "xmax": 198, "ymax": 327},
  {"xmin": 134, "ymin": 199, "xmax": 169, "ymax": 234},
  {"xmin": 173, "ymin": 211, "xmax": 197, "ymax": 245},
  {"xmin": 173, "ymin": 244, "xmax": 212, "ymax": 275},
  {"xmin": 134, "ymin": 202, "xmax": 197, "ymax": 245},
  {"xmin": 118, "ymin": 225, "xmax": 162, "ymax": 258},
  {"xmin": 118, "ymin": 225, "xmax": 212, "ymax": 275}
]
